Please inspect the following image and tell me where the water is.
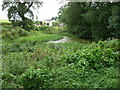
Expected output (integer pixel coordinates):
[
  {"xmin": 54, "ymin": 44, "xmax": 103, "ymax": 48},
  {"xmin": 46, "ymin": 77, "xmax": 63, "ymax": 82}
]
[{"xmin": 46, "ymin": 36, "xmax": 92, "ymax": 43}]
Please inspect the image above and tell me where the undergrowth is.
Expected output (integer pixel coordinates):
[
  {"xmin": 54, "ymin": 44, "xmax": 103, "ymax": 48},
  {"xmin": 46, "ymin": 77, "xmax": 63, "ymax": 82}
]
[{"xmin": 1, "ymin": 24, "xmax": 120, "ymax": 88}]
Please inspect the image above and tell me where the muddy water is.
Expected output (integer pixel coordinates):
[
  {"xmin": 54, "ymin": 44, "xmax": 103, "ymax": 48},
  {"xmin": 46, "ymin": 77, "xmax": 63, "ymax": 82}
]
[{"xmin": 46, "ymin": 36, "xmax": 92, "ymax": 43}]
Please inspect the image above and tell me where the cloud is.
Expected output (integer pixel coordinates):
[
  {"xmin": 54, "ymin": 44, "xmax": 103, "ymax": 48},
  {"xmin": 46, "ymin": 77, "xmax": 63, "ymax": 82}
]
[{"xmin": 35, "ymin": 0, "xmax": 61, "ymax": 21}]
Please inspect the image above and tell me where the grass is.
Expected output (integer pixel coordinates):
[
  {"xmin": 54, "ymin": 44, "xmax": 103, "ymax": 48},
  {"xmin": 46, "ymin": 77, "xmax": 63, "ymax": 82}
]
[
  {"xmin": 0, "ymin": 20, "xmax": 11, "ymax": 23},
  {"xmin": 14, "ymin": 31, "xmax": 63, "ymax": 43},
  {"xmin": 2, "ymin": 26, "xmax": 120, "ymax": 88}
]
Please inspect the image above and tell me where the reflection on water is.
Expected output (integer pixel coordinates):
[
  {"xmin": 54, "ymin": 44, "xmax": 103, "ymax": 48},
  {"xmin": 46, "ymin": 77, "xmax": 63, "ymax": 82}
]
[
  {"xmin": 46, "ymin": 36, "xmax": 92, "ymax": 43},
  {"xmin": 46, "ymin": 36, "xmax": 71, "ymax": 43}
]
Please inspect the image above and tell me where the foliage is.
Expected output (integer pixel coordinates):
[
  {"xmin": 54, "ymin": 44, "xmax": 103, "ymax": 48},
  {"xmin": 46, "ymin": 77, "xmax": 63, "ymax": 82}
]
[
  {"xmin": 108, "ymin": 4, "xmax": 120, "ymax": 39},
  {"xmin": 35, "ymin": 25, "xmax": 53, "ymax": 31},
  {"xmin": 13, "ymin": 31, "xmax": 62, "ymax": 44},
  {"xmin": 35, "ymin": 25, "xmax": 67, "ymax": 34},
  {"xmin": 59, "ymin": 2, "xmax": 120, "ymax": 41},
  {"xmin": 2, "ymin": 1, "xmax": 120, "ymax": 88},
  {"xmin": 51, "ymin": 16, "xmax": 58, "ymax": 21},
  {"xmin": 2, "ymin": 36, "xmax": 120, "ymax": 88},
  {"xmin": 2, "ymin": 24, "xmax": 120, "ymax": 88},
  {"xmin": 2, "ymin": 26, "xmax": 29, "ymax": 39},
  {"xmin": 2, "ymin": 0, "xmax": 42, "ymax": 30},
  {"xmin": 1, "ymin": 72, "xmax": 17, "ymax": 88},
  {"xmin": 63, "ymin": 42, "xmax": 119, "ymax": 71},
  {"xmin": 52, "ymin": 21, "xmax": 60, "ymax": 27},
  {"xmin": 35, "ymin": 21, "xmax": 43, "ymax": 25},
  {"xmin": 1, "ymin": 22, "xmax": 11, "ymax": 26},
  {"xmin": 18, "ymin": 67, "xmax": 52, "ymax": 88},
  {"xmin": 59, "ymin": 2, "xmax": 92, "ymax": 39},
  {"xmin": 34, "ymin": 25, "xmax": 65, "ymax": 34},
  {"xmin": 11, "ymin": 19, "xmax": 34, "ymax": 31}
]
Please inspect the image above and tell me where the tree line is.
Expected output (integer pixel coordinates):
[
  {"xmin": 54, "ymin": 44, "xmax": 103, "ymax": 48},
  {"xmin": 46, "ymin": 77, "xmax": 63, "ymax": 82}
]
[{"xmin": 59, "ymin": 2, "xmax": 120, "ymax": 41}]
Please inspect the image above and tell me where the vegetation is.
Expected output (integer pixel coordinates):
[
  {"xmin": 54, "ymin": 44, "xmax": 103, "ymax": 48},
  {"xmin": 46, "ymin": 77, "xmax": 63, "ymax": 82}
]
[
  {"xmin": 1, "ymin": 1, "xmax": 120, "ymax": 89},
  {"xmin": 2, "ymin": 0, "xmax": 43, "ymax": 30},
  {"xmin": 59, "ymin": 2, "xmax": 120, "ymax": 41},
  {"xmin": 2, "ymin": 26, "xmax": 29, "ymax": 40},
  {"xmin": 1, "ymin": 23, "xmax": 120, "ymax": 88},
  {"xmin": 0, "ymin": 20, "xmax": 10, "ymax": 23}
]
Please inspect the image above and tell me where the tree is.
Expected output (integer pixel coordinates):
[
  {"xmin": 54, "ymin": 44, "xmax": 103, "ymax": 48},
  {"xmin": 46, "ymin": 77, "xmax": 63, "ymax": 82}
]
[
  {"xmin": 59, "ymin": 2, "xmax": 92, "ymax": 39},
  {"xmin": 84, "ymin": 3, "xmax": 112, "ymax": 41},
  {"xmin": 51, "ymin": 16, "xmax": 58, "ymax": 21},
  {"xmin": 2, "ymin": 0, "xmax": 43, "ymax": 30},
  {"xmin": 108, "ymin": 3, "xmax": 120, "ymax": 39},
  {"xmin": 59, "ymin": 2, "xmax": 120, "ymax": 41}
]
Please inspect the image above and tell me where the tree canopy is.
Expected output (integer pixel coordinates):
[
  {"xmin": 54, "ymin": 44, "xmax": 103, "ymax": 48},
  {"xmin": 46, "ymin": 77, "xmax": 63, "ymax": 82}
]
[
  {"xmin": 2, "ymin": 0, "xmax": 43, "ymax": 30},
  {"xmin": 59, "ymin": 2, "xmax": 120, "ymax": 41}
]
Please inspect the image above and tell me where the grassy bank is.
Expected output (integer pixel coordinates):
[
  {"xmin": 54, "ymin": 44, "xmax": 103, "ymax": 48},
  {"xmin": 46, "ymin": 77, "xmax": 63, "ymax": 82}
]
[
  {"xmin": 14, "ymin": 31, "xmax": 63, "ymax": 44},
  {"xmin": 1, "ymin": 25, "xmax": 120, "ymax": 88}
]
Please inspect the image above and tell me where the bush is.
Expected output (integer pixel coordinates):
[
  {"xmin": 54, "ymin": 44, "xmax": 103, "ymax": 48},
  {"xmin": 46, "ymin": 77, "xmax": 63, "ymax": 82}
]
[
  {"xmin": 11, "ymin": 19, "xmax": 34, "ymax": 31},
  {"xmin": 35, "ymin": 25, "xmax": 54, "ymax": 31},
  {"xmin": 104, "ymin": 39, "xmax": 120, "ymax": 51},
  {"xmin": 2, "ymin": 52, "xmax": 30, "ymax": 75},
  {"xmin": 2, "ymin": 72, "xmax": 15, "ymax": 82},
  {"xmin": 19, "ymin": 67, "xmax": 52, "ymax": 88},
  {"xmin": 62, "ymin": 40, "xmax": 119, "ymax": 71},
  {"xmin": 2, "ymin": 38, "xmax": 119, "ymax": 88},
  {"xmin": 35, "ymin": 25, "xmax": 48, "ymax": 31},
  {"xmin": 52, "ymin": 21, "xmax": 60, "ymax": 27},
  {"xmin": 2, "ymin": 27, "xmax": 29, "ymax": 39}
]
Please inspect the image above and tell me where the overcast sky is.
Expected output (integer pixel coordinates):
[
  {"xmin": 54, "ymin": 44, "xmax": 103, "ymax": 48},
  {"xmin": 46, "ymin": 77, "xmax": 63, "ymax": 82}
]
[{"xmin": 0, "ymin": 0, "xmax": 63, "ymax": 21}]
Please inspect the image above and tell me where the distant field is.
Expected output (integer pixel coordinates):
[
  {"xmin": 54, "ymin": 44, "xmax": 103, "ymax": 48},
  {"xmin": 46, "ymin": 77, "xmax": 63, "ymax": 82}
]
[{"xmin": 0, "ymin": 20, "xmax": 11, "ymax": 23}]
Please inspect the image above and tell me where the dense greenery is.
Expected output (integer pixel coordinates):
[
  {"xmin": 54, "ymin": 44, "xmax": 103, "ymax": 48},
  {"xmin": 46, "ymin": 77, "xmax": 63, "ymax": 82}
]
[
  {"xmin": 2, "ymin": 0, "xmax": 42, "ymax": 30},
  {"xmin": 2, "ymin": 23, "xmax": 120, "ymax": 88},
  {"xmin": 59, "ymin": 2, "xmax": 120, "ymax": 41},
  {"xmin": 2, "ymin": 26, "xmax": 29, "ymax": 39},
  {"xmin": 1, "ymin": 1, "xmax": 120, "ymax": 89}
]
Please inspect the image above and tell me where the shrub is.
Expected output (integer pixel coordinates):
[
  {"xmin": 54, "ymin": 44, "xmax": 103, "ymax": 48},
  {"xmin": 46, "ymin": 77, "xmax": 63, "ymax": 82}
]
[
  {"xmin": 52, "ymin": 21, "xmax": 60, "ymax": 27},
  {"xmin": 2, "ymin": 37, "xmax": 119, "ymax": 88},
  {"xmin": 2, "ymin": 53, "xmax": 29, "ymax": 75},
  {"xmin": 2, "ymin": 32, "xmax": 12, "ymax": 39},
  {"xmin": 62, "ymin": 40, "xmax": 119, "ymax": 71},
  {"xmin": 2, "ymin": 27, "xmax": 29, "ymax": 39},
  {"xmin": 2, "ymin": 72, "xmax": 15, "ymax": 82},
  {"xmin": 104, "ymin": 39, "xmax": 120, "ymax": 51},
  {"xmin": 35, "ymin": 25, "xmax": 54, "ymax": 31},
  {"xmin": 35, "ymin": 25, "xmax": 49, "ymax": 31},
  {"xmin": 19, "ymin": 67, "xmax": 52, "ymax": 88},
  {"xmin": 17, "ymin": 27, "xmax": 29, "ymax": 36},
  {"xmin": 11, "ymin": 19, "xmax": 34, "ymax": 31}
]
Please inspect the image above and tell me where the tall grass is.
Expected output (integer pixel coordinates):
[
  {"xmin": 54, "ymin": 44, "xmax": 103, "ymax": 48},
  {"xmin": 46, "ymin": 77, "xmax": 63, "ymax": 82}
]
[
  {"xmin": 2, "ymin": 38, "xmax": 120, "ymax": 88},
  {"xmin": 2, "ymin": 25, "xmax": 120, "ymax": 88}
]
